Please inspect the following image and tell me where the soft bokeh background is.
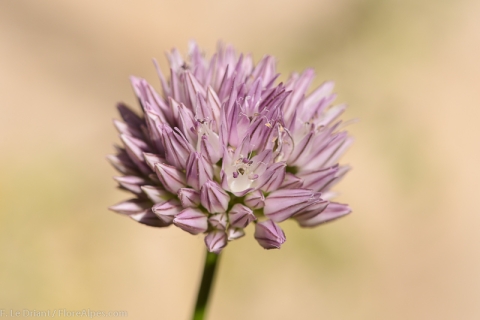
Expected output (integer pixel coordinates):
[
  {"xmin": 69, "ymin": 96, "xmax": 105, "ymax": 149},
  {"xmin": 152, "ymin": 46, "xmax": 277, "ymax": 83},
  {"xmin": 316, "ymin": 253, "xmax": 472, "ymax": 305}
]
[{"xmin": 1, "ymin": 1, "xmax": 479, "ymax": 319}]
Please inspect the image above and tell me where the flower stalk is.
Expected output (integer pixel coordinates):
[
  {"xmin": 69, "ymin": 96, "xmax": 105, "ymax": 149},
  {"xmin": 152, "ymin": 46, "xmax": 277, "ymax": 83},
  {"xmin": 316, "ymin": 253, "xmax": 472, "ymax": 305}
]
[{"xmin": 192, "ymin": 250, "xmax": 221, "ymax": 320}]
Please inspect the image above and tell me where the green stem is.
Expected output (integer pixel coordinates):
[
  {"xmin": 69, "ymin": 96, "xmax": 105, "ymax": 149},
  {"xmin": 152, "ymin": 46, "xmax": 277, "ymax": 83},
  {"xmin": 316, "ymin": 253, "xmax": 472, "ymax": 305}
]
[{"xmin": 192, "ymin": 250, "xmax": 220, "ymax": 320}]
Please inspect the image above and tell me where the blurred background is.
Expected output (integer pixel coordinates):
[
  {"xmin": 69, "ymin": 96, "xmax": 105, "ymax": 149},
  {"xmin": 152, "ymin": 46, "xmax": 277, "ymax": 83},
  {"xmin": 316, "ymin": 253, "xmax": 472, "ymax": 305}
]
[{"xmin": 1, "ymin": 0, "xmax": 479, "ymax": 319}]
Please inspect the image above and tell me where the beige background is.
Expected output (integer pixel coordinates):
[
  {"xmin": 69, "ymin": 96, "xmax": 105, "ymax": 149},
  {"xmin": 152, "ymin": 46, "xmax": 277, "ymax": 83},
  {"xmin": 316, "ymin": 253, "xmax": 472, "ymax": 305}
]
[{"xmin": 1, "ymin": 0, "xmax": 479, "ymax": 319}]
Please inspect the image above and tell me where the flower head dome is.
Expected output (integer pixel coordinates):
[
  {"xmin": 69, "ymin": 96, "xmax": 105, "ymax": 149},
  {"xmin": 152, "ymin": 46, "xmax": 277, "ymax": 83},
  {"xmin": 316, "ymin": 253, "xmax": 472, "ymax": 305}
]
[{"xmin": 108, "ymin": 42, "xmax": 352, "ymax": 253}]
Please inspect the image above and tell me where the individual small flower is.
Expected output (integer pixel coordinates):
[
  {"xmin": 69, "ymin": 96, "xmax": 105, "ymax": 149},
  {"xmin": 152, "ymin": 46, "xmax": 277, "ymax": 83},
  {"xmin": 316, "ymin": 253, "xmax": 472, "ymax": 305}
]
[
  {"xmin": 152, "ymin": 199, "xmax": 182, "ymax": 217},
  {"xmin": 186, "ymin": 152, "xmax": 213, "ymax": 190},
  {"xmin": 209, "ymin": 213, "xmax": 228, "ymax": 230},
  {"xmin": 228, "ymin": 204, "xmax": 256, "ymax": 228},
  {"xmin": 173, "ymin": 208, "xmax": 208, "ymax": 235},
  {"xmin": 200, "ymin": 180, "xmax": 230, "ymax": 214},
  {"xmin": 108, "ymin": 42, "xmax": 353, "ymax": 254},
  {"xmin": 205, "ymin": 231, "xmax": 228, "ymax": 254},
  {"xmin": 177, "ymin": 188, "xmax": 201, "ymax": 207},
  {"xmin": 254, "ymin": 220, "xmax": 286, "ymax": 250},
  {"xmin": 244, "ymin": 190, "xmax": 265, "ymax": 209}
]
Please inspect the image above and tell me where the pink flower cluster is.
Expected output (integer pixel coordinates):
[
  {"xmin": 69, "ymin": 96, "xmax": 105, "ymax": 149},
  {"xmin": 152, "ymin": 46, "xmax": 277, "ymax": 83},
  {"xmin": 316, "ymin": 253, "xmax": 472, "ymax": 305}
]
[{"xmin": 109, "ymin": 42, "xmax": 352, "ymax": 253}]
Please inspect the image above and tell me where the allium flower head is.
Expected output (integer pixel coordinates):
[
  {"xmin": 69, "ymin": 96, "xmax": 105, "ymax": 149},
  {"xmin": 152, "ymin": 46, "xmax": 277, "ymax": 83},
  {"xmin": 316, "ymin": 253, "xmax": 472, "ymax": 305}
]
[{"xmin": 108, "ymin": 42, "xmax": 352, "ymax": 253}]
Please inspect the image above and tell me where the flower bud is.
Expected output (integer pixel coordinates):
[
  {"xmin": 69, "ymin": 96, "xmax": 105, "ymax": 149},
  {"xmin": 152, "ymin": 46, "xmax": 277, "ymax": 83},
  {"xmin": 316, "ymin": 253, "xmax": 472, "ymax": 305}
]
[
  {"xmin": 209, "ymin": 213, "xmax": 227, "ymax": 230},
  {"xmin": 160, "ymin": 125, "xmax": 194, "ymax": 170},
  {"xmin": 177, "ymin": 188, "xmax": 200, "ymax": 207},
  {"xmin": 228, "ymin": 204, "xmax": 256, "ymax": 228},
  {"xmin": 200, "ymin": 180, "xmax": 230, "ymax": 213},
  {"xmin": 254, "ymin": 220, "xmax": 286, "ymax": 249},
  {"xmin": 205, "ymin": 231, "xmax": 228, "ymax": 254},
  {"xmin": 173, "ymin": 208, "xmax": 208, "ymax": 235},
  {"xmin": 186, "ymin": 152, "xmax": 213, "ymax": 190},
  {"xmin": 152, "ymin": 199, "xmax": 182, "ymax": 216},
  {"xmin": 244, "ymin": 190, "xmax": 265, "ymax": 209}
]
